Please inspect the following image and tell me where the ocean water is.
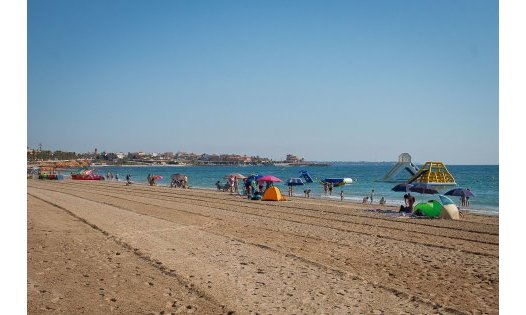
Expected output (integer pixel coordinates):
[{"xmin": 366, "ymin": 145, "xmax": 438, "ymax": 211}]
[{"xmin": 82, "ymin": 163, "xmax": 498, "ymax": 215}]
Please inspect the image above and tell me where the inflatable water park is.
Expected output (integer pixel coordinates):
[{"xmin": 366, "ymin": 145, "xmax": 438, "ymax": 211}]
[
  {"xmin": 407, "ymin": 161, "xmax": 456, "ymax": 187},
  {"xmin": 378, "ymin": 153, "xmax": 456, "ymax": 188},
  {"xmin": 320, "ymin": 178, "xmax": 353, "ymax": 187}
]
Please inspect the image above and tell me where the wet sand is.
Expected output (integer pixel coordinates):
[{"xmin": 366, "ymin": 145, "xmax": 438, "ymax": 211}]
[{"xmin": 28, "ymin": 180, "xmax": 498, "ymax": 314}]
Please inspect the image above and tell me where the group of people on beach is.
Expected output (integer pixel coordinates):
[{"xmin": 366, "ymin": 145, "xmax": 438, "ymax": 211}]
[
  {"xmin": 106, "ymin": 172, "xmax": 118, "ymax": 181},
  {"xmin": 216, "ymin": 177, "xmax": 240, "ymax": 193},
  {"xmin": 461, "ymin": 194, "xmax": 471, "ymax": 207},
  {"xmin": 246, "ymin": 179, "xmax": 274, "ymax": 200},
  {"xmin": 322, "ymin": 182, "xmax": 334, "ymax": 196},
  {"xmin": 147, "ymin": 174, "xmax": 156, "ymax": 186},
  {"xmin": 362, "ymin": 189, "xmax": 386, "ymax": 206}
]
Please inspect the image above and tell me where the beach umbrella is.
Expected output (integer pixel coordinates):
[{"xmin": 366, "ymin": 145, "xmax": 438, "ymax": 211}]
[
  {"xmin": 286, "ymin": 178, "xmax": 304, "ymax": 186},
  {"xmin": 224, "ymin": 173, "xmax": 246, "ymax": 179},
  {"xmin": 391, "ymin": 183, "xmax": 414, "ymax": 192},
  {"xmin": 444, "ymin": 188, "xmax": 474, "ymax": 197},
  {"xmin": 410, "ymin": 183, "xmax": 439, "ymax": 195},
  {"xmin": 257, "ymin": 175, "xmax": 282, "ymax": 183}
]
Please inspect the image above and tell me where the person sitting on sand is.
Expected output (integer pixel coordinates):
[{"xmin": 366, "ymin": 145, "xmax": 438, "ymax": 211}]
[
  {"xmin": 251, "ymin": 190, "xmax": 262, "ymax": 200},
  {"xmin": 379, "ymin": 197, "xmax": 385, "ymax": 205},
  {"xmin": 403, "ymin": 193, "xmax": 410, "ymax": 206},
  {"xmin": 401, "ymin": 195, "xmax": 416, "ymax": 213},
  {"xmin": 362, "ymin": 196, "xmax": 369, "ymax": 204}
]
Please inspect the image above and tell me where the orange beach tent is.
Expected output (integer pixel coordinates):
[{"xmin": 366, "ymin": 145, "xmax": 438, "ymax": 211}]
[{"xmin": 262, "ymin": 186, "xmax": 287, "ymax": 201}]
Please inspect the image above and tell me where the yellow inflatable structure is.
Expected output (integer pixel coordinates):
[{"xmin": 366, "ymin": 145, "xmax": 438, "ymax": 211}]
[{"xmin": 408, "ymin": 161, "xmax": 456, "ymax": 187}]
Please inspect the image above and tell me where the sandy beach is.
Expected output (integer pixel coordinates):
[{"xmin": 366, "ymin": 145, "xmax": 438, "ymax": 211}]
[{"xmin": 27, "ymin": 179, "xmax": 498, "ymax": 314}]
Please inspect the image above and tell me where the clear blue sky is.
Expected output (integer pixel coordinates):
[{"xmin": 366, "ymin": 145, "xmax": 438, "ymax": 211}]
[{"xmin": 27, "ymin": 0, "xmax": 498, "ymax": 164}]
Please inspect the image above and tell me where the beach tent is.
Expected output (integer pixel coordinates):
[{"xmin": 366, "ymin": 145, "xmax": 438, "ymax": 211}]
[
  {"xmin": 262, "ymin": 186, "xmax": 286, "ymax": 201},
  {"xmin": 413, "ymin": 200, "xmax": 442, "ymax": 218},
  {"xmin": 439, "ymin": 195, "xmax": 461, "ymax": 220}
]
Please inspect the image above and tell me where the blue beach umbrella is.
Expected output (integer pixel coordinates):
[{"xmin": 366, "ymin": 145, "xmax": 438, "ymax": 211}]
[
  {"xmin": 410, "ymin": 183, "xmax": 439, "ymax": 195},
  {"xmin": 391, "ymin": 183, "xmax": 414, "ymax": 193},
  {"xmin": 444, "ymin": 188, "xmax": 475, "ymax": 197},
  {"xmin": 287, "ymin": 178, "xmax": 305, "ymax": 186}
]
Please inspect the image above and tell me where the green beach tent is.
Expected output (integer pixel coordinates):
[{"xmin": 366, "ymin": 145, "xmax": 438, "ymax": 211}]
[{"xmin": 413, "ymin": 200, "xmax": 442, "ymax": 218}]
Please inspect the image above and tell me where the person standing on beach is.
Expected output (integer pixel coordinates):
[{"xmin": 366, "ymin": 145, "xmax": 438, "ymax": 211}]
[
  {"xmin": 340, "ymin": 190, "xmax": 344, "ymax": 201},
  {"xmin": 323, "ymin": 183, "xmax": 328, "ymax": 195},
  {"xmin": 370, "ymin": 189, "xmax": 375, "ymax": 204},
  {"xmin": 228, "ymin": 177, "xmax": 234, "ymax": 193},
  {"xmin": 247, "ymin": 184, "xmax": 253, "ymax": 199},
  {"xmin": 328, "ymin": 183, "xmax": 333, "ymax": 196},
  {"xmin": 288, "ymin": 186, "xmax": 293, "ymax": 197}
]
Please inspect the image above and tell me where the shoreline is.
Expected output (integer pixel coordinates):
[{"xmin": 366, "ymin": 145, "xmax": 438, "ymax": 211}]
[{"xmin": 97, "ymin": 179, "xmax": 500, "ymax": 217}]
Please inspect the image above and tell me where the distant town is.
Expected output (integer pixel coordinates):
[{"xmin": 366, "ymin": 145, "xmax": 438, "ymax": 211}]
[{"xmin": 27, "ymin": 147, "xmax": 329, "ymax": 167}]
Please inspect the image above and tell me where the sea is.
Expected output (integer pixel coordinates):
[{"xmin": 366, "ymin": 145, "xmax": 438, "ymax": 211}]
[{"xmin": 81, "ymin": 163, "xmax": 498, "ymax": 215}]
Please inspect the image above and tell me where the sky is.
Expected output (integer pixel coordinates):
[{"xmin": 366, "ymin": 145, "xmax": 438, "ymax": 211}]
[{"xmin": 27, "ymin": 0, "xmax": 499, "ymax": 164}]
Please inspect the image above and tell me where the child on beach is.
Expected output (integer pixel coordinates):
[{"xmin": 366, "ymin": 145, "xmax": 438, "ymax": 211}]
[
  {"xmin": 379, "ymin": 197, "xmax": 386, "ymax": 205},
  {"xmin": 362, "ymin": 196, "xmax": 369, "ymax": 204},
  {"xmin": 370, "ymin": 189, "xmax": 375, "ymax": 204},
  {"xmin": 340, "ymin": 190, "xmax": 344, "ymax": 201}
]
